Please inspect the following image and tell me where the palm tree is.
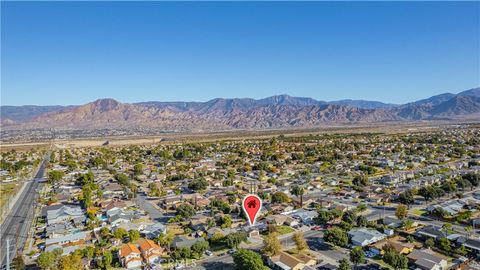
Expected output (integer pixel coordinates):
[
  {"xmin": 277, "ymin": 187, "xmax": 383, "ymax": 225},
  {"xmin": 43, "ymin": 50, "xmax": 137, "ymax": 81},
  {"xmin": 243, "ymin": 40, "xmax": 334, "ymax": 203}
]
[{"xmin": 291, "ymin": 185, "xmax": 305, "ymax": 208}]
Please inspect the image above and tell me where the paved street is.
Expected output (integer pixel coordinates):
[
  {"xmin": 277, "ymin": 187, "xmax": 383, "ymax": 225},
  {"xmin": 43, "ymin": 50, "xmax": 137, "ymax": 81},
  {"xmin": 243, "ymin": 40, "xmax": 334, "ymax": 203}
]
[
  {"xmin": 134, "ymin": 192, "xmax": 172, "ymax": 223},
  {"xmin": 195, "ymin": 254, "xmax": 235, "ymax": 270},
  {"xmin": 189, "ymin": 229, "xmax": 326, "ymax": 270},
  {"xmin": 0, "ymin": 155, "xmax": 49, "ymax": 268}
]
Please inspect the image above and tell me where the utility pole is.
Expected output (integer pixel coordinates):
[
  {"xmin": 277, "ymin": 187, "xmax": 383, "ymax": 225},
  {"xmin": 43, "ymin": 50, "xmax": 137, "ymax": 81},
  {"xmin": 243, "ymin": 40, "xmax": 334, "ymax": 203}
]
[
  {"xmin": 6, "ymin": 238, "xmax": 10, "ymax": 270},
  {"xmin": 473, "ymin": 219, "xmax": 476, "ymax": 237}
]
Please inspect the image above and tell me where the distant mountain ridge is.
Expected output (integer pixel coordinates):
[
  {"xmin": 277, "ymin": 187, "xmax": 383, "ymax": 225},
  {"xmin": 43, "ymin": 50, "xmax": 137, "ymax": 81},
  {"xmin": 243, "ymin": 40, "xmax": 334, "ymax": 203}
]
[{"xmin": 1, "ymin": 87, "xmax": 479, "ymax": 130}]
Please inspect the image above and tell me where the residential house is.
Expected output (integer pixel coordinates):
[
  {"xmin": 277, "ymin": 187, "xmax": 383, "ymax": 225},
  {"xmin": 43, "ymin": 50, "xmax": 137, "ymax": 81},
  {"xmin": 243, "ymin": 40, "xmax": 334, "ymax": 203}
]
[
  {"xmin": 171, "ymin": 236, "xmax": 206, "ymax": 249},
  {"xmin": 109, "ymin": 210, "xmax": 133, "ymax": 226},
  {"xmin": 457, "ymin": 237, "xmax": 480, "ymax": 254},
  {"xmin": 292, "ymin": 209, "xmax": 318, "ymax": 225},
  {"xmin": 45, "ymin": 231, "xmax": 87, "ymax": 249},
  {"xmin": 46, "ymin": 205, "xmax": 85, "ymax": 225},
  {"xmin": 407, "ymin": 249, "xmax": 448, "ymax": 270},
  {"xmin": 103, "ymin": 182, "xmax": 124, "ymax": 196},
  {"xmin": 371, "ymin": 239, "xmax": 415, "ymax": 255},
  {"xmin": 426, "ymin": 200, "xmax": 465, "ymax": 216},
  {"xmin": 142, "ymin": 223, "xmax": 167, "ymax": 239},
  {"xmin": 138, "ymin": 239, "xmax": 163, "ymax": 265},
  {"xmin": 348, "ymin": 228, "xmax": 386, "ymax": 247},
  {"xmin": 266, "ymin": 215, "xmax": 288, "ymax": 226},
  {"xmin": 119, "ymin": 243, "xmax": 143, "ymax": 269},
  {"xmin": 268, "ymin": 251, "xmax": 316, "ymax": 270},
  {"xmin": 415, "ymin": 226, "xmax": 447, "ymax": 240}
]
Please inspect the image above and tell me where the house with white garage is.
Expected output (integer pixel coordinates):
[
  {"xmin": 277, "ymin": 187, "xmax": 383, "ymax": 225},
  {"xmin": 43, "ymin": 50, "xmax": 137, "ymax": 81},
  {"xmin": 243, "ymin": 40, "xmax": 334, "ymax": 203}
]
[{"xmin": 46, "ymin": 205, "xmax": 85, "ymax": 225}]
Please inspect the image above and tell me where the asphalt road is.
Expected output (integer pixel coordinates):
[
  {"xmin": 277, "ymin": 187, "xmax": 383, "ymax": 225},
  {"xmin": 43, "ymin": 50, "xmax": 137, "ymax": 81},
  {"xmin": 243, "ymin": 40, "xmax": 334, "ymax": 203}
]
[
  {"xmin": 190, "ymin": 229, "xmax": 325, "ymax": 270},
  {"xmin": 134, "ymin": 192, "xmax": 173, "ymax": 223},
  {"xmin": 0, "ymin": 155, "xmax": 49, "ymax": 268}
]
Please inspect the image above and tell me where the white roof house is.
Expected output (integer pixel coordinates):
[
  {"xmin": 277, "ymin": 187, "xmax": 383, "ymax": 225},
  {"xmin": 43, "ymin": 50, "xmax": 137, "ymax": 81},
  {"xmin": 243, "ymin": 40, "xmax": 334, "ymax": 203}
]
[
  {"xmin": 348, "ymin": 228, "xmax": 386, "ymax": 247},
  {"xmin": 292, "ymin": 209, "xmax": 318, "ymax": 224},
  {"xmin": 45, "ymin": 231, "xmax": 86, "ymax": 247},
  {"xmin": 46, "ymin": 205, "xmax": 85, "ymax": 225}
]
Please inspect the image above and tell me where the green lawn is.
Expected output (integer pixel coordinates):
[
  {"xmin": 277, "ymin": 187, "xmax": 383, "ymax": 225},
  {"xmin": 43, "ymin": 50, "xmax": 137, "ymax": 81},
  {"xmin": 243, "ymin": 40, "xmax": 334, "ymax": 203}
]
[
  {"xmin": 276, "ymin": 225, "xmax": 295, "ymax": 235},
  {"xmin": 411, "ymin": 209, "xmax": 426, "ymax": 216},
  {"xmin": 369, "ymin": 258, "xmax": 394, "ymax": 270}
]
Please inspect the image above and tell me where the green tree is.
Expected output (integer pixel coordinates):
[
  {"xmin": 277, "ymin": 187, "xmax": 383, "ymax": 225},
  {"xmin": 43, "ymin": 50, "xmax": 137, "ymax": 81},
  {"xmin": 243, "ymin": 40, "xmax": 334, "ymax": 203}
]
[
  {"xmin": 262, "ymin": 232, "xmax": 282, "ymax": 256},
  {"xmin": 324, "ymin": 227, "xmax": 348, "ymax": 247},
  {"xmin": 13, "ymin": 255, "xmax": 26, "ymax": 270},
  {"xmin": 98, "ymin": 250, "xmax": 112, "ymax": 270},
  {"xmin": 37, "ymin": 252, "xmax": 55, "ymax": 270},
  {"xmin": 396, "ymin": 204, "xmax": 408, "ymax": 220},
  {"xmin": 425, "ymin": 238, "xmax": 435, "ymax": 248},
  {"xmin": 59, "ymin": 253, "xmax": 83, "ymax": 270},
  {"xmin": 291, "ymin": 185, "xmax": 305, "ymax": 208},
  {"xmin": 350, "ymin": 247, "xmax": 365, "ymax": 265},
  {"xmin": 442, "ymin": 180, "xmax": 457, "ymax": 195},
  {"xmin": 383, "ymin": 245, "xmax": 408, "ymax": 270},
  {"xmin": 353, "ymin": 175, "xmax": 369, "ymax": 187},
  {"xmin": 339, "ymin": 258, "xmax": 352, "ymax": 270},
  {"xmin": 100, "ymin": 227, "xmax": 111, "ymax": 239},
  {"xmin": 293, "ymin": 232, "xmax": 308, "ymax": 251},
  {"xmin": 315, "ymin": 210, "xmax": 333, "ymax": 225},
  {"xmin": 188, "ymin": 177, "xmax": 209, "ymax": 191},
  {"xmin": 342, "ymin": 210, "xmax": 358, "ymax": 225},
  {"xmin": 114, "ymin": 228, "xmax": 128, "ymax": 240},
  {"xmin": 463, "ymin": 173, "xmax": 480, "ymax": 189},
  {"xmin": 442, "ymin": 223, "xmax": 453, "ymax": 234},
  {"xmin": 233, "ymin": 249, "xmax": 267, "ymax": 270},
  {"xmin": 128, "ymin": 230, "xmax": 140, "ymax": 242},
  {"xmin": 271, "ymin": 192, "xmax": 289, "ymax": 203},
  {"xmin": 48, "ymin": 170, "xmax": 65, "ymax": 184},
  {"xmin": 178, "ymin": 247, "xmax": 192, "ymax": 262},
  {"xmin": 398, "ymin": 190, "xmax": 415, "ymax": 206},
  {"xmin": 401, "ymin": 219, "xmax": 414, "ymax": 230},
  {"xmin": 84, "ymin": 246, "xmax": 95, "ymax": 264},
  {"xmin": 221, "ymin": 214, "xmax": 233, "ymax": 228},
  {"xmin": 76, "ymin": 171, "xmax": 94, "ymax": 186},
  {"xmin": 191, "ymin": 240, "xmax": 209, "ymax": 259},
  {"xmin": 225, "ymin": 232, "xmax": 247, "ymax": 249},
  {"xmin": 81, "ymin": 185, "xmax": 93, "ymax": 208},
  {"xmin": 115, "ymin": 173, "xmax": 130, "ymax": 186},
  {"xmin": 438, "ymin": 237, "xmax": 452, "ymax": 253},
  {"xmin": 356, "ymin": 204, "xmax": 367, "ymax": 212},
  {"xmin": 176, "ymin": 203, "xmax": 195, "ymax": 219},
  {"xmin": 133, "ymin": 163, "xmax": 143, "ymax": 175},
  {"xmin": 406, "ymin": 235, "xmax": 415, "ymax": 243},
  {"xmin": 464, "ymin": 225, "xmax": 473, "ymax": 236},
  {"xmin": 357, "ymin": 216, "xmax": 368, "ymax": 227}
]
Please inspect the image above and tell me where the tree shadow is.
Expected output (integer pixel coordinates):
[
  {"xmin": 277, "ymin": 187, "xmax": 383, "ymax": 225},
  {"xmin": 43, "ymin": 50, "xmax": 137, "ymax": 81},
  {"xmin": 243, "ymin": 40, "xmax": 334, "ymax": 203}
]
[
  {"xmin": 354, "ymin": 264, "xmax": 380, "ymax": 270},
  {"xmin": 198, "ymin": 261, "xmax": 234, "ymax": 270},
  {"xmin": 307, "ymin": 239, "xmax": 331, "ymax": 251}
]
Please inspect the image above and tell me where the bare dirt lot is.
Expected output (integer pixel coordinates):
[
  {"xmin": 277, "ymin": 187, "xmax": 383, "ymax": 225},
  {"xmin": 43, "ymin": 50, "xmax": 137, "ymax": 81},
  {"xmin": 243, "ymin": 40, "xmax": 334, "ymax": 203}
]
[{"xmin": 1, "ymin": 121, "xmax": 478, "ymax": 151}]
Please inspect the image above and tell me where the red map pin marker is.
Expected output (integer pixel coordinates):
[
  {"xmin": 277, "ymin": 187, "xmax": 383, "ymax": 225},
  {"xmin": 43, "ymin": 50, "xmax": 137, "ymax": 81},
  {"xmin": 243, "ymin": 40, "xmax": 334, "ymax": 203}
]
[{"xmin": 242, "ymin": 194, "xmax": 262, "ymax": 226}]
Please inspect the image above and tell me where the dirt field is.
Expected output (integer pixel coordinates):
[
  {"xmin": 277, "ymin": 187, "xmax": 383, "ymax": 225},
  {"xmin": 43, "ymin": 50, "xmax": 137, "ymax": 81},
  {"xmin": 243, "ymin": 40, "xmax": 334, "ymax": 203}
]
[{"xmin": 1, "ymin": 121, "xmax": 478, "ymax": 151}]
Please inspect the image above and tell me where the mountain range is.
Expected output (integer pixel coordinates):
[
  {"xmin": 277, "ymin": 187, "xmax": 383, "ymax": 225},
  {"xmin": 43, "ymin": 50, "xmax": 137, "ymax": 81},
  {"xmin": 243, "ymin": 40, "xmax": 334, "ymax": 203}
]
[{"xmin": 1, "ymin": 88, "xmax": 479, "ymax": 131}]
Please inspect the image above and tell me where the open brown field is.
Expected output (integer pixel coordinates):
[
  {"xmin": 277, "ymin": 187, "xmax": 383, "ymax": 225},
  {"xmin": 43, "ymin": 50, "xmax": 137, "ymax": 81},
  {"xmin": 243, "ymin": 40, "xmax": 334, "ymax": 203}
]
[{"xmin": 1, "ymin": 121, "xmax": 479, "ymax": 151}]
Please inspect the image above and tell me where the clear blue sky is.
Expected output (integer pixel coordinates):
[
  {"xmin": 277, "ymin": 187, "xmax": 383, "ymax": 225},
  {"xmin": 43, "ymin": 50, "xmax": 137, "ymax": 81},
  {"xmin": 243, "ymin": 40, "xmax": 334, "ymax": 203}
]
[{"xmin": 1, "ymin": 1, "xmax": 479, "ymax": 106}]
